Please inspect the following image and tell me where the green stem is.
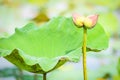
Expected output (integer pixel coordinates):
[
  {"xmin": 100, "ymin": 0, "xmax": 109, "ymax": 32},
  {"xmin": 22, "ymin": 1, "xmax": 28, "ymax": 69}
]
[
  {"xmin": 118, "ymin": 57, "xmax": 120, "ymax": 76},
  {"xmin": 43, "ymin": 73, "xmax": 47, "ymax": 80},
  {"xmin": 19, "ymin": 68, "xmax": 23, "ymax": 80},
  {"xmin": 82, "ymin": 28, "xmax": 87, "ymax": 80},
  {"xmin": 34, "ymin": 73, "xmax": 38, "ymax": 80}
]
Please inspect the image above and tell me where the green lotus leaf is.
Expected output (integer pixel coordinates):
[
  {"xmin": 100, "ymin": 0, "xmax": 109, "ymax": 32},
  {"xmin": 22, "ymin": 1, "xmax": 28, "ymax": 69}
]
[
  {"xmin": 98, "ymin": 13, "xmax": 118, "ymax": 35},
  {"xmin": 0, "ymin": 17, "xmax": 108, "ymax": 73}
]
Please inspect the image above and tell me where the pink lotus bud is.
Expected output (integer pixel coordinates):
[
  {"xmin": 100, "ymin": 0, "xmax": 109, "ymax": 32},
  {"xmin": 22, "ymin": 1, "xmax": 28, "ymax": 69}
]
[
  {"xmin": 72, "ymin": 13, "xmax": 85, "ymax": 28},
  {"xmin": 84, "ymin": 14, "xmax": 99, "ymax": 29}
]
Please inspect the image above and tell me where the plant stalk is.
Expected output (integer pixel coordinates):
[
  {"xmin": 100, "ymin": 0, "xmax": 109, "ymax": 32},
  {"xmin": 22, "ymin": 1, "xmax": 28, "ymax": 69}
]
[
  {"xmin": 82, "ymin": 28, "xmax": 87, "ymax": 80},
  {"xmin": 19, "ymin": 68, "xmax": 23, "ymax": 80},
  {"xmin": 43, "ymin": 73, "xmax": 47, "ymax": 80},
  {"xmin": 34, "ymin": 73, "xmax": 38, "ymax": 80}
]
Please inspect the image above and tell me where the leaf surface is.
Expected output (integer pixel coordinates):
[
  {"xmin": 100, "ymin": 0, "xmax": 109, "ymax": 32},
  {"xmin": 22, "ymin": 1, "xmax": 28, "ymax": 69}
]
[{"xmin": 0, "ymin": 17, "xmax": 108, "ymax": 73}]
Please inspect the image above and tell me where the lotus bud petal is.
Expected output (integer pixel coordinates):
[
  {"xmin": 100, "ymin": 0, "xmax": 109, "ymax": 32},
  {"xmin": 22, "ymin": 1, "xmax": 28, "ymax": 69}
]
[
  {"xmin": 72, "ymin": 13, "xmax": 85, "ymax": 28},
  {"xmin": 84, "ymin": 14, "xmax": 99, "ymax": 29}
]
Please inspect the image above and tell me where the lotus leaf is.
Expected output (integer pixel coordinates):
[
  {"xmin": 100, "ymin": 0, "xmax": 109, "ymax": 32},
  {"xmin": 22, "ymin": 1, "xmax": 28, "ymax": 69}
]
[{"xmin": 0, "ymin": 17, "xmax": 108, "ymax": 73}]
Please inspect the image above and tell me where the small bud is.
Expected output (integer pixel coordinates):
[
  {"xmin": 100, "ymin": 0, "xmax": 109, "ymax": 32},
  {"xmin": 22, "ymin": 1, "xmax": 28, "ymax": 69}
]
[
  {"xmin": 72, "ymin": 13, "xmax": 85, "ymax": 28},
  {"xmin": 84, "ymin": 15, "xmax": 98, "ymax": 29}
]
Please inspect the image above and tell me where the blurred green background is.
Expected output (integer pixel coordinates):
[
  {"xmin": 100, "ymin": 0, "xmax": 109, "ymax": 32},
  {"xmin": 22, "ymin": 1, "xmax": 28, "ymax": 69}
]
[{"xmin": 0, "ymin": 0, "xmax": 120, "ymax": 80}]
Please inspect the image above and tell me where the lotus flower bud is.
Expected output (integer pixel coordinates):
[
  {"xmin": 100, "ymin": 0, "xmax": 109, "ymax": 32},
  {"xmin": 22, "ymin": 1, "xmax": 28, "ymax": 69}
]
[
  {"xmin": 84, "ymin": 15, "xmax": 99, "ymax": 29},
  {"xmin": 72, "ymin": 13, "xmax": 85, "ymax": 28}
]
